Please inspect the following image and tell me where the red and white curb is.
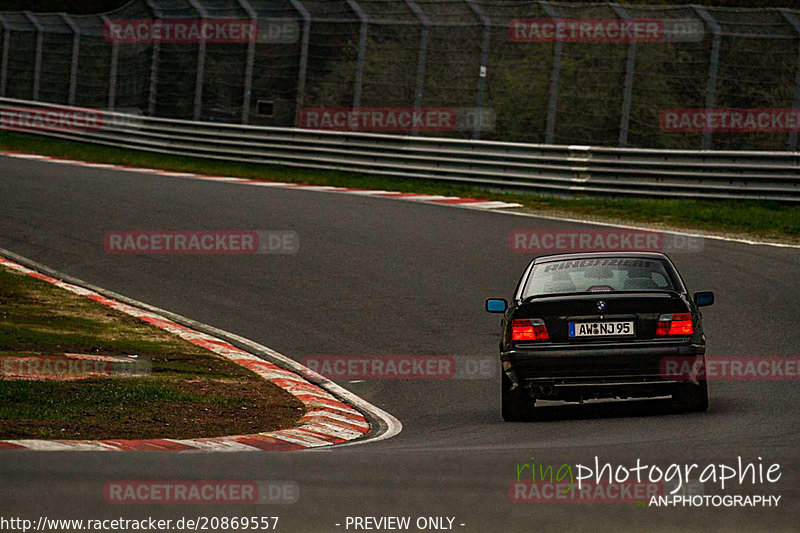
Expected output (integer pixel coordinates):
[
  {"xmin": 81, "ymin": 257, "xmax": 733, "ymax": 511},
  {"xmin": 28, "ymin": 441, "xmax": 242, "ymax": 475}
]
[
  {"xmin": 0, "ymin": 151, "xmax": 523, "ymax": 210},
  {"xmin": 0, "ymin": 256, "xmax": 371, "ymax": 452}
]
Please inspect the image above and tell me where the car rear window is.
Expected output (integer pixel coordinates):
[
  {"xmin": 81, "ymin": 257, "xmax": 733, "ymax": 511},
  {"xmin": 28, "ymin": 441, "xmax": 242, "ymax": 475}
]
[{"xmin": 523, "ymin": 257, "xmax": 676, "ymax": 297}]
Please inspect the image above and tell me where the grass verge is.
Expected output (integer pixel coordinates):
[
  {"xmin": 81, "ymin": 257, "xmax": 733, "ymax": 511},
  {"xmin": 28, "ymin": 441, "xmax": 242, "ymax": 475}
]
[
  {"xmin": 0, "ymin": 264, "xmax": 304, "ymax": 440},
  {"xmin": 1, "ymin": 131, "xmax": 798, "ymax": 243}
]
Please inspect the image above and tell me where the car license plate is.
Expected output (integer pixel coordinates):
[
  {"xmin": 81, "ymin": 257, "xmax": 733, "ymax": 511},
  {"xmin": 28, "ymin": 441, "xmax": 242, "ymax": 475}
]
[{"xmin": 569, "ymin": 321, "xmax": 634, "ymax": 338}]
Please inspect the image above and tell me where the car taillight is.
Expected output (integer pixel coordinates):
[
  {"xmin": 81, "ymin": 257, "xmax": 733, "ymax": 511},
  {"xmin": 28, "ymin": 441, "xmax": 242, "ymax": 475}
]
[
  {"xmin": 512, "ymin": 319, "xmax": 549, "ymax": 341},
  {"xmin": 655, "ymin": 313, "xmax": 694, "ymax": 336}
]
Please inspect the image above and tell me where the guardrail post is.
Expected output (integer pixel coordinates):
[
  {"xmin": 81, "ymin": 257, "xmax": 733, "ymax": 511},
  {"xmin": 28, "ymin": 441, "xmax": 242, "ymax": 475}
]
[
  {"xmin": 289, "ymin": 0, "xmax": 311, "ymax": 126},
  {"xmin": 100, "ymin": 14, "xmax": 119, "ymax": 109},
  {"xmin": 237, "ymin": 0, "xmax": 257, "ymax": 124},
  {"xmin": 187, "ymin": 0, "xmax": 208, "ymax": 121},
  {"xmin": 693, "ymin": 7, "xmax": 721, "ymax": 150},
  {"xmin": 611, "ymin": 4, "xmax": 636, "ymax": 147},
  {"xmin": 144, "ymin": 0, "xmax": 161, "ymax": 116},
  {"xmin": 0, "ymin": 15, "xmax": 10, "ymax": 97},
  {"xmin": 60, "ymin": 14, "xmax": 80, "ymax": 106},
  {"xmin": 345, "ymin": 0, "xmax": 368, "ymax": 110},
  {"xmin": 780, "ymin": 9, "xmax": 800, "ymax": 152},
  {"xmin": 404, "ymin": 0, "xmax": 430, "ymax": 133},
  {"xmin": 465, "ymin": 0, "xmax": 491, "ymax": 140},
  {"xmin": 541, "ymin": 3, "xmax": 562, "ymax": 145},
  {"xmin": 23, "ymin": 12, "xmax": 43, "ymax": 101}
]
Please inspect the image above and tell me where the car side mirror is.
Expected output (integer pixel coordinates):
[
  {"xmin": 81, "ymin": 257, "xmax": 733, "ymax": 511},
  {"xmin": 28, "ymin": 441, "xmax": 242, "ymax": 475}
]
[
  {"xmin": 694, "ymin": 291, "xmax": 714, "ymax": 307},
  {"xmin": 485, "ymin": 298, "xmax": 508, "ymax": 313}
]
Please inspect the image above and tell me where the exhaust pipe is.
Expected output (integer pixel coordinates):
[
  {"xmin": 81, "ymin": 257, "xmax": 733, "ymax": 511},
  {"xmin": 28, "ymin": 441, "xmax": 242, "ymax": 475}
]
[{"xmin": 531, "ymin": 384, "xmax": 556, "ymax": 398}]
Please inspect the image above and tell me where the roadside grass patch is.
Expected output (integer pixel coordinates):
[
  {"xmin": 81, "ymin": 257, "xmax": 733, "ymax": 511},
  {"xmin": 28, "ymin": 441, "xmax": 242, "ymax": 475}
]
[{"xmin": 0, "ymin": 266, "xmax": 304, "ymax": 440}]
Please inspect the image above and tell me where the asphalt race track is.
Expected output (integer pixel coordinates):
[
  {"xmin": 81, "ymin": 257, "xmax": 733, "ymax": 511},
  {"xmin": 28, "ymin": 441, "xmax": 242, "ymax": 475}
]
[{"xmin": 0, "ymin": 155, "xmax": 798, "ymax": 532}]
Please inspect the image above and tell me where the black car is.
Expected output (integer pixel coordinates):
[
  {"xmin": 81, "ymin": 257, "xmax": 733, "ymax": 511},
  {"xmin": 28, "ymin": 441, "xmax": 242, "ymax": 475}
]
[{"xmin": 486, "ymin": 252, "xmax": 714, "ymax": 421}]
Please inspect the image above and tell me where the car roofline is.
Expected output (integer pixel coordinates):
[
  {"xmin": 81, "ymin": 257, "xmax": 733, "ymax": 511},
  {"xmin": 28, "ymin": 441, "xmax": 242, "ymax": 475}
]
[{"xmin": 532, "ymin": 251, "xmax": 670, "ymax": 264}]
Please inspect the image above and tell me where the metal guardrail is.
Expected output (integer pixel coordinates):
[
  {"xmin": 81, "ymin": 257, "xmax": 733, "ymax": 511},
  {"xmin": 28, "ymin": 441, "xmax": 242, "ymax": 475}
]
[{"xmin": 1, "ymin": 97, "xmax": 798, "ymax": 202}]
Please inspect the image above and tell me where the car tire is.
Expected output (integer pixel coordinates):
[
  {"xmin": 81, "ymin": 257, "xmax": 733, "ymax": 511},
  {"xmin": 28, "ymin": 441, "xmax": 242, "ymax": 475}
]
[
  {"xmin": 673, "ymin": 380, "xmax": 709, "ymax": 413},
  {"xmin": 502, "ymin": 372, "xmax": 534, "ymax": 421}
]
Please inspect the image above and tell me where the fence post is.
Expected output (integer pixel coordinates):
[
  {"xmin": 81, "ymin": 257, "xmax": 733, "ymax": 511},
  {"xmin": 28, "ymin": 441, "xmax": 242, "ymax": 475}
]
[
  {"xmin": 693, "ymin": 6, "xmax": 721, "ymax": 150},
  {"xmin": 345, "ymin": 0, "xmax": 368, "ymax": 110},
  {"xmin": 611, "ymin": 3, "xmax": 636, "ymax": 147},
  {"xmin": 23, "ymin": 12, "xmax": 43, "ymax": 101},
  {"xmin": 540, "ymin": 3, "xmax": 562, "ymax": 145},
  {"xmin": 404, "ymin": 0, "xmax": 430, "ymax": 126},
  {"xmin": 465, "ymin": 0, "xmax": 491, "ymax": 140},
  {"xmin": 187, "ymin": 0, "xmax": 207, "ymax": 121},
  {"xmin": 144, "ymin": 0, "xmax": 161, "ymax": 116},
  {"xmin": 100, "ymin": 14, "xmax": 119, "ymax": 109},
  {"xmin": 289, "ymin": 0, "xmax": 311, "ymax": 126},
  {"xmin": 237, "ymin": 0, "xmax": 257, "ymax": 124},
  {"xmin": 0, "ymin": 15, "xmax": 9, "ymax": 97},
  {"xmin": 60, "ymin": 14, "xmax": 80, "ymax": 106},
  {"xmin": 780, "ymin": 9, "xmax": 800, "ymax": 152}
]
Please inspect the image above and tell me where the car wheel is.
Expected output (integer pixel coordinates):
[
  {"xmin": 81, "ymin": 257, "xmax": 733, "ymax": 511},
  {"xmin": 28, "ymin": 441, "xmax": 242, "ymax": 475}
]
[
  {"xmin": 502, "ymin": 371, "xmax": 535, "ymax": 421},
  {"xmin": 673, "ymin": 380, "xmax": 709, "ymax": 413}
]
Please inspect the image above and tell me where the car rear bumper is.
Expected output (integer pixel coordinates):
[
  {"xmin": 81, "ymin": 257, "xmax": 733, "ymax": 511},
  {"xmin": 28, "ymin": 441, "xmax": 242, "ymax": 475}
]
[{"xmin": 501, "ymin": 341, "xmax": 704, "ymax": 401}]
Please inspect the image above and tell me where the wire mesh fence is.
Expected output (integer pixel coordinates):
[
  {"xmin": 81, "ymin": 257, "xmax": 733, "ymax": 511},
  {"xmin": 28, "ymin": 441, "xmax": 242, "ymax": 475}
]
[{"xmin": 1, "ymin": 0, "xmax": 800, "ymax": 150}]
